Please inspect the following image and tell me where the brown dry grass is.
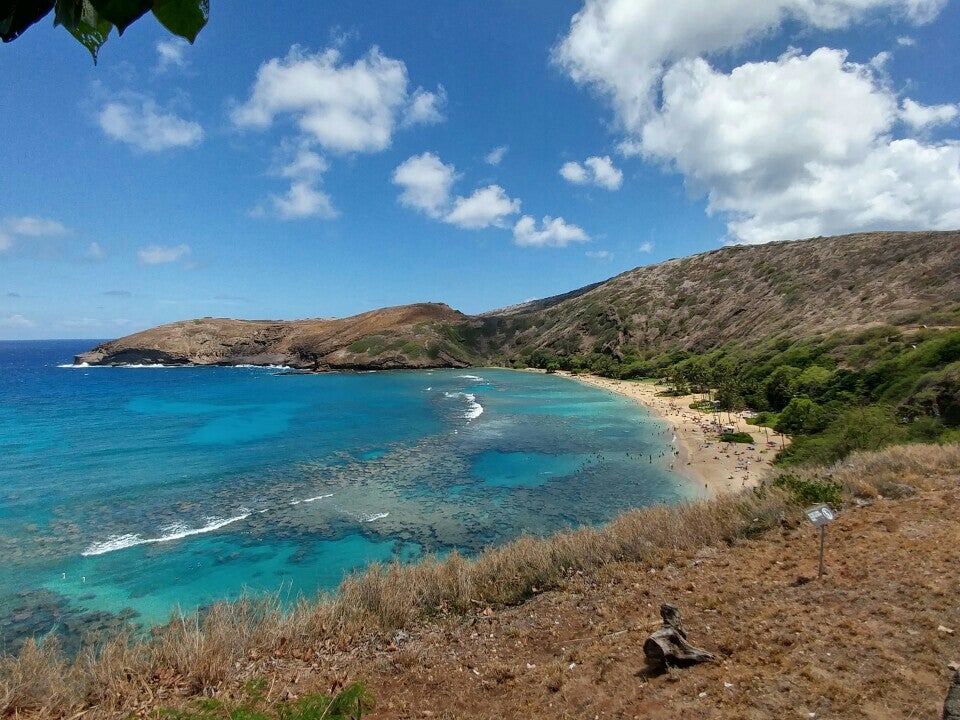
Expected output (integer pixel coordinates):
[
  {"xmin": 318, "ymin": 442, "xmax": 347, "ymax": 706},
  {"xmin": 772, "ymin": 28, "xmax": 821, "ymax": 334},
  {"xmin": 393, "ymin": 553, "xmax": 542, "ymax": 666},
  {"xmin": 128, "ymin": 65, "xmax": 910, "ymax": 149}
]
[{"xmin": 1, "ymin": 443, "xmax": 958, "ymax": 718}]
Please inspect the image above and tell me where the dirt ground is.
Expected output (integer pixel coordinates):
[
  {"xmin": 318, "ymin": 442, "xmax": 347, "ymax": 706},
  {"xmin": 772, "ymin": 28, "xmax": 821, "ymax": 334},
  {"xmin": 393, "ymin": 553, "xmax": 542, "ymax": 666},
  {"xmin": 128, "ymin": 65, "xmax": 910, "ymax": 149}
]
[{"xmin": 253, "ymin": 480, "xmax": 960, "ymax": 720}]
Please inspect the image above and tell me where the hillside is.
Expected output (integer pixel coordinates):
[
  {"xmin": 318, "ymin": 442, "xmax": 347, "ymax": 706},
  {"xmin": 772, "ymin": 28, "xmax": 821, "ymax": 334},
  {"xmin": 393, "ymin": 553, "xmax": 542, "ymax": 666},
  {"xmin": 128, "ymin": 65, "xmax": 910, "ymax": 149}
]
[
  {"xmin": 470, "ymin": 230, "xmax": 960, "ymax": 363},
  {"xmin": 4, "ymin": 444, "xmax": 958, "ymax": 718},
  {"xmin": 75, "ymin": 231, "xmax": 960, "ymax": 371},
  {"xmin": 75, "ymin": 303, "xmax": 477, "ymax": 369}
]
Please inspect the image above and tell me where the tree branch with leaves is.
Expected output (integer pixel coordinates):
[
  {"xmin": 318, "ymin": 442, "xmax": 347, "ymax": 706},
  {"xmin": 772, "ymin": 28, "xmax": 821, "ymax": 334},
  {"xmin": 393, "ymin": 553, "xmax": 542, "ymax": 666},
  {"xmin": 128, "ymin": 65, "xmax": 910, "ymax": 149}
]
[{"xmin": 1, "ymin": 0, "xmax": 208, "ymax": 62}]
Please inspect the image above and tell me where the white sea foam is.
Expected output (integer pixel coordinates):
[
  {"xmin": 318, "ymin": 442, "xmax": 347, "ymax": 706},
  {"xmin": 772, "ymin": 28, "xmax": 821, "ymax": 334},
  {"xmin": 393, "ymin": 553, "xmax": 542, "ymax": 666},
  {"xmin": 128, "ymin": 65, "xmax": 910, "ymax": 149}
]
[
  {"xmin": 235, "ymin": 364, "xmax": 294, "ymax": 370},
  {"xmin": 81, "ymin": 513, "xmax": 250, "ymax": 556},
  {"xmin": 290, "ymin": 492, "xmax": 333, "ymax": 505},
  {"xmin": 445, "ymin": 391, "xmax": 484, "ymax": 420},
  {"xmin": 303, "ymin": 493, "xmax": 334, "ymax": 503},
  {"xmin": 458, "ymin": 374, "xmax": 485, "ymax": 381},
  {"xmin": 59, "ymin": 362, "xmax": 90, "ymax": 368},
  {"xmin": 359, "ymin": 512, "xmax": 389, "ymax": 522}
]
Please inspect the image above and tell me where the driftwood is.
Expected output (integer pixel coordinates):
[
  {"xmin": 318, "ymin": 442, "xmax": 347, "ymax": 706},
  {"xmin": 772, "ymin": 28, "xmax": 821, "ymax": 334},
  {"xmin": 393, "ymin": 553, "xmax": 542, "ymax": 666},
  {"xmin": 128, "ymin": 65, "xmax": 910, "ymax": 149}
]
[
  {"xmin": 643, "ymin": 603, "xmax": 714, "ymax": 671},
  {"xmin": 945, "ymin": 669, "xmax": 960, "ymax": 720}
]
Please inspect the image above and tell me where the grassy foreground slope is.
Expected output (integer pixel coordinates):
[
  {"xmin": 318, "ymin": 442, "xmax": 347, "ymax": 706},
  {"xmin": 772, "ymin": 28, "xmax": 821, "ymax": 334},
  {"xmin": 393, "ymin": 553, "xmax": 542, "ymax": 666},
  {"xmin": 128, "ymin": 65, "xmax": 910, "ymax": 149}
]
[{"xmin": 3, "ymin": 444, "xmax": 959, "ymax": 718}]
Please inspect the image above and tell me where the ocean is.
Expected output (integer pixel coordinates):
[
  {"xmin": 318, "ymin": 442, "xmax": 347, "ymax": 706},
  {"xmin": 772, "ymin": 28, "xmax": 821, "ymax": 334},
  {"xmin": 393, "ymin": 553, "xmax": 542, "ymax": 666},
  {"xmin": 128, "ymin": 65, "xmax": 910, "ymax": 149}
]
[{"xmin": 0, "ymin": 340, "xmax": 694, "ymax": 652}]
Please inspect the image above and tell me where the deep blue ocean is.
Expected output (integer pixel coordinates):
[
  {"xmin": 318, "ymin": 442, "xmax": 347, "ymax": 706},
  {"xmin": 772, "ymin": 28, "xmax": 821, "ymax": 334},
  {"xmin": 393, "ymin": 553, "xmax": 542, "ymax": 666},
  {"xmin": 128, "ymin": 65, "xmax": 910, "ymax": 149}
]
[{"xmin": 0, "ymin": 340, "xmax": 694, "ymax": 651}]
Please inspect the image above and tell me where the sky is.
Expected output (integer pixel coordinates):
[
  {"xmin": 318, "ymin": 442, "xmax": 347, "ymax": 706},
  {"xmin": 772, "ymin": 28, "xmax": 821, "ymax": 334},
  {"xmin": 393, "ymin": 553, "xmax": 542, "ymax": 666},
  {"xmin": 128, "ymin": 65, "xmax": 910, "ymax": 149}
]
[{"xmin": 1, "ymin": 0, "xmax": 959, "ymax": 339}]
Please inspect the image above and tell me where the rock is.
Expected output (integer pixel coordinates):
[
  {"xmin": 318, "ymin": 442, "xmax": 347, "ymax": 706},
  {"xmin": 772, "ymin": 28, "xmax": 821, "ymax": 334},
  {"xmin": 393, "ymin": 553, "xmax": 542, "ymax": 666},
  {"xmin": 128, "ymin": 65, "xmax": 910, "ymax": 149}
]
[
  {"xmin": 643, "ymin": 603, "xmax": 714, "ymax": 672},
  {"xmin": 944, "ymin": 669, "xmax": 960, "ymax": 720}
]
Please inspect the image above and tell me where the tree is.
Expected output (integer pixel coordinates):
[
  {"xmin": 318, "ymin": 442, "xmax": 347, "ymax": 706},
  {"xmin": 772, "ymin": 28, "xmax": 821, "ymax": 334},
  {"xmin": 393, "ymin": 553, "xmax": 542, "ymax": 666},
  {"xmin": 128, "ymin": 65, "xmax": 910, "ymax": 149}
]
[{"xmin": 1, "ymin": 0, "xmax": 208, "ymax": 62}]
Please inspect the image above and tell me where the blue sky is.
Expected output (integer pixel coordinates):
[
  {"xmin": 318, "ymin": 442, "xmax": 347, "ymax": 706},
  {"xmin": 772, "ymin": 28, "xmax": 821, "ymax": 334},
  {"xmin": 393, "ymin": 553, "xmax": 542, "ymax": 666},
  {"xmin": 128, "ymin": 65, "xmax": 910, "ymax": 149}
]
[{"xmin": 2, "ymin": 0, "xmax": 959, "ymax": 339}]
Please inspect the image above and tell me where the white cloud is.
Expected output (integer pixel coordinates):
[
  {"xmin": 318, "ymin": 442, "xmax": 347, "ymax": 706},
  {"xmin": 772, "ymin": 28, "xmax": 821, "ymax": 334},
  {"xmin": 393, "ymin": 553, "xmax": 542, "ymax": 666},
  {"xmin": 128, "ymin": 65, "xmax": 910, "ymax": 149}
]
[
  {"xmin": 485, "ymin": 145, "xmax": 509, "ymax": 165},
  {"xmin": 271, "ymin": 182, "xmax": 337, "ymax": 220},
  {"xmin": 403, "ymin": 85, "xmax": 447, "ymax": 126},
  {"xmin": 555, "ymin": 0, "xmax": 946, "ymax": 135},
  {"xmin": 138, "ymin": 244, "xmax": 191, "ymax": 265},
  {"xmin": 393, "ymin": 153, "xmax": 589, "ymax": 240},
  {"xmin": 639, "ymin": 241, "xmax": 655, "ymax": 253},
  {"xmin": 897, "ymin": 35, "xmax": 916, "ymax": 45},
  {"xmin": 901, "ymin": 98, "xmax": 960, "ymax": 129},
  {"xmin": 232, "ymin": 45, "xmax": 440, "ymax": 154},
  {"xmin": 586, "ymin": 249, "xmax": 613, "ymax": 259},
  {"xmin": 156, "ymin": 39, "xmax": 188, "ymax": 72},
  {"xmin": 0, "ymin": 314, "xmax": 33, "ymax": 328},
  {"xmin": 98, "ymin": 96, "xmax": 203, "ymax": 152},
  {"xmin": 514, "ymin": 215, "xmax": 590, "ymax": 247},
  {"xmin": 392, "ymin": 152, "xmax": 458, "ymax": 218},
  {"xmin": 0, "ymin": 216, "xmax": 69, "ymax": 252},
  {"xmin": 560, "ymin": 155, "xmax": 623, "ymax": 189},
  {"xmin": 560, "ymin": 161, "xmax": 589, "ymax": 184},
  {"xmin": 5, "ymin": 216, "xmax": 68, "ymax": 236},
  {"xmin": 446, "ymin": 185, "xmax": 521, "ymax": 229},
  {"xmin": 85, "ymin": 241, "xmax": 105, "ymax": 260},
  {"xmin": 266, "ymin": 143, "xmax": 337, "ymax": 220},
  {"xmin": 557, "ymin": 0, "xmax": 960, "ymax": 245},
  {"xmin": 639, "ymin": 47, "xmax": 960, "ymax": 243}
]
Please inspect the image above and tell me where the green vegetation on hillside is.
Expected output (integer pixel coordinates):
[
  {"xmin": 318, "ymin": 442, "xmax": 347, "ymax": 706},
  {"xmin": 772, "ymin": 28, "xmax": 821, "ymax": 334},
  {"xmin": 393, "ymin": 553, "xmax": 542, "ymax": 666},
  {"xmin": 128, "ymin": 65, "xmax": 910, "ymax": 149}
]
[{"xmin": 508, "ymin": 326, "xmax": 960, "ymax": 466}]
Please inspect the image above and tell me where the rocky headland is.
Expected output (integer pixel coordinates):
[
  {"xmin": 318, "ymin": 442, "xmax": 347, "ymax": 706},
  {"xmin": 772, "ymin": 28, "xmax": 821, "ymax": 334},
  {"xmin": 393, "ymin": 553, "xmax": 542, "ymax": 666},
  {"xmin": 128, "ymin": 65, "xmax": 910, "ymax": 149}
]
[{"xmin": 75, "ymin": 230, "xmax": 960, "ymax": 371}]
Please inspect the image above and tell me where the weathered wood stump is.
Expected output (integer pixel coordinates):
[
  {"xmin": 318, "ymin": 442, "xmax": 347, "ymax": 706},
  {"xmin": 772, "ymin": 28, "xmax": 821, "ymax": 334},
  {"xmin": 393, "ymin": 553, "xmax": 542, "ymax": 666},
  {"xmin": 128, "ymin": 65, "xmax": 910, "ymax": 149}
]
[
  {"xmin": 643, "ymin": 603, "xmax": 714, "ymax": 671},
  {"xmin": 944, "ymin": 669, "xmax": 960, "ymax": 720}
]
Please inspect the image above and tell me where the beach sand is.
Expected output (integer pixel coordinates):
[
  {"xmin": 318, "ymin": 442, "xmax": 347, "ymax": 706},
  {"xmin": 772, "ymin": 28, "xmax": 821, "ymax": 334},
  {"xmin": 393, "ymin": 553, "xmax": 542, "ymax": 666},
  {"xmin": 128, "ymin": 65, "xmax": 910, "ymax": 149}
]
[{"xmin": 561, "ymin": 373, "xmax": 789, "ymax": 497}]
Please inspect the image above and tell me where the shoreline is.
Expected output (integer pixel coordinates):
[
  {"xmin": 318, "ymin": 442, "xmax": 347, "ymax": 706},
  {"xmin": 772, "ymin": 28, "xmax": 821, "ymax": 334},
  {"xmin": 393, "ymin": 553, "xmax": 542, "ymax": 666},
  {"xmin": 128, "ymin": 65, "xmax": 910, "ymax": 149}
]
[{"xmin": 558, "ymin": 372, "xmax": 789, "ymax": 497}]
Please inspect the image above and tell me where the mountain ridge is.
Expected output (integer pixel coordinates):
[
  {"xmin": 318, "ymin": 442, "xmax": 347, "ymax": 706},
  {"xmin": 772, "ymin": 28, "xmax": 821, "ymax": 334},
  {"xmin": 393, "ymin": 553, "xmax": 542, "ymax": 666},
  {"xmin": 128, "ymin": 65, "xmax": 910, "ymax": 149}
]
[{"xmin": 75, "ymin": 230, "xmax": 960, "ymax": 369}]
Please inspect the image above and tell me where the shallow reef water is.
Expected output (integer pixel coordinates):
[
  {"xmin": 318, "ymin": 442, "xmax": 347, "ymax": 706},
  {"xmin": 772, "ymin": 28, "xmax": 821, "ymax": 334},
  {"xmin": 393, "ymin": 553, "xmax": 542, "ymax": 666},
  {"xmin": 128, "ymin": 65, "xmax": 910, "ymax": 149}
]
[{"xmin": 0, "ymin": 340, "xmax": 695, "ymax": 652}]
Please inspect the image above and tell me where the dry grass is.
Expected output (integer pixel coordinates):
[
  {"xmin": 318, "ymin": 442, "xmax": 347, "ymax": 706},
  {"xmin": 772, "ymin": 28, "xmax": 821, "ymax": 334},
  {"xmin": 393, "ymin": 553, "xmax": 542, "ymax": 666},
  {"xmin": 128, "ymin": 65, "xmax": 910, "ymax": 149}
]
[{"xmin": 1, "ymin": 442, "xmax": 956, "ymax": 718}]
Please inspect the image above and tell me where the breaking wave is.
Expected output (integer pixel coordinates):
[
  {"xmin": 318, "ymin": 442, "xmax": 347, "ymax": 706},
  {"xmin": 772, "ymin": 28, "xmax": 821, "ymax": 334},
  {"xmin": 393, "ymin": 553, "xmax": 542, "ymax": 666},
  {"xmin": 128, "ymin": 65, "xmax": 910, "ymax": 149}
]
[{"xmin": 81, "ymin": 513, "xmax": 251, "ymax": 556}]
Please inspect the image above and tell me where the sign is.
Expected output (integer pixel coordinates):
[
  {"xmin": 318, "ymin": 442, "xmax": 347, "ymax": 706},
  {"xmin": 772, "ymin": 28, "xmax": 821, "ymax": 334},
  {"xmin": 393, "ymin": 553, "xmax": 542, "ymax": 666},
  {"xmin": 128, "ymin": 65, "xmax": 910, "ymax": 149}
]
[
  {"xmin": 803, "ymin": 503, "xmax": 836, "ymax": 580},
  {"xmin": 804, "ymin": 503, "xmax": 835, "ymax": 527}
]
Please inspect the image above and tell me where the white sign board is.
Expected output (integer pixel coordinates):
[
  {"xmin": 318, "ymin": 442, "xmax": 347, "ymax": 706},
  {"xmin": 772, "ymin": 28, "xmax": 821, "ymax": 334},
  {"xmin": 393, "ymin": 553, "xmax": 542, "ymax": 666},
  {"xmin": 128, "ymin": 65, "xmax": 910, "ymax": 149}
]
[{"xmin": 804, "ymin": 503, "xmax": 835, "ymax": 527}]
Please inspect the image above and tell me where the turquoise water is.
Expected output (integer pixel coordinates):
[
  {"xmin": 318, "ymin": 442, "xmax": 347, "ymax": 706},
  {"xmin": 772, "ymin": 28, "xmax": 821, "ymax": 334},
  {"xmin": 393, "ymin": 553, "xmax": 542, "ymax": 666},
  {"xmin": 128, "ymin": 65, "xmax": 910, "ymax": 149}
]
[{"xmin": 0, "ymin": 341, "xmax": 694, "ymax": 651}]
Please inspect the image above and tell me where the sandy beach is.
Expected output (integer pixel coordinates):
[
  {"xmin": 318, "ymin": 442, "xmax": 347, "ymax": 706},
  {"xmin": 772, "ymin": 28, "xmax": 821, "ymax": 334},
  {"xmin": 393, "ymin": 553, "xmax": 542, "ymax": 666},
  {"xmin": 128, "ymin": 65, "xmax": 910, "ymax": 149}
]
[{"xmin": 561, "ymin": 373, "xmax": 789, "ymax": 497}]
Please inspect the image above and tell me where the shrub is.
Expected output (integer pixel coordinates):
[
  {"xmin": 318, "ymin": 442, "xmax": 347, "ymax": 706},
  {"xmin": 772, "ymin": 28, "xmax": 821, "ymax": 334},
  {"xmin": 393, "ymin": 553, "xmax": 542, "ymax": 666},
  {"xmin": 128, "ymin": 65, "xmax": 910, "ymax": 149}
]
[
  {"xmin": 721, "ymin": 431, "xmax": 754, "ymax": 443},
  {"xmin": 161, "ymin": 680, "xmax": 373, "ymax": 720},
  {"xmin": 772, "ymin": 474, "xmax": 843, "ymax": 505}
]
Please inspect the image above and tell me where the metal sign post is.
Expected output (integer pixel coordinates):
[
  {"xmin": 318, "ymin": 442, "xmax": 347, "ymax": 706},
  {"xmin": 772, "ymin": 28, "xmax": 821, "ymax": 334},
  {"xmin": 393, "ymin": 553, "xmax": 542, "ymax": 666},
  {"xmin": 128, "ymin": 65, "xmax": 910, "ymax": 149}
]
[{"xmin": 803, "ymin": 503, "xmax": 836, "ymax": 580}]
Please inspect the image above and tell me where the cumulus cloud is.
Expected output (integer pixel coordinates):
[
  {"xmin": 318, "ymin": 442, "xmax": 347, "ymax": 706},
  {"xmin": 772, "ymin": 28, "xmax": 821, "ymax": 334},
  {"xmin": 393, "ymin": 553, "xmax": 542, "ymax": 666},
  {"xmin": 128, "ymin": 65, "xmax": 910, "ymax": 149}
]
[
  {"xmin": 0, "ymin": 216, "xmax": 69, "ymax": 252},
  {"xmin": 901, "ymin": 98, "xmax": 960, "ymax": 129},
  {"xmin": 138, "ymin": 244, "xmax": 191, "ymax": 265},
  {"xmin": 403, "ymin": 85, "xmax": 447, "ymax": 126},
  {"xmin": 560, "ymin": 155, "xmax": 623, "ymax": 190},
  {"xmin": 897, "ymin": 35, "xmax": 916, "ymax": 45},
  {"xmin": 85, "ymin": 241, "xmax": 105, "ymax": 261},
  {"xmin": 392, "ymin": 154, "xmax": 520, "ymax": 229},
  {"xmin": 5, "ymin": 216, "xmax": 68, "ymax": 236},
  {"xmin": 393, "ymin": 153, "xmax": 592, "ymax": 239},
  {"xmin": 98, "ymin": 96, "xmax": 203, "ymax": 152},
  {"xmin": 556, "ymin": 1, "xmax": 959, "ymax": 244},
  {"xmin": 156, "ymin": 39, "xmax": 188, "ymax": 72},
  {"xmin": 232, "ymin": 45, "xmax": 442, "ymax": 154},
  {"xmin": 640, "ymin": 48, "xmax": 960, "ymax": 243},
  {"xmin": 513, "ymin": 215, "xmax": 590, "ymax": 247},
  {"xmin": 264, "ymin": 142, "xmax": 337, "ymax": 220},
  {"xmin": 485, "ymin": 145, "xmax": 509, "ymax": 165},
  {"xmin": 446, "ymin": 186, "xmax": 521, "ymax": 229},
  {"xmin": 392, "ymin": 152, "xmax": 458, "ymax": 218},
  {"xmin": 555, "ymin": 0, "xmax": 946, "ymax": 133}
]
